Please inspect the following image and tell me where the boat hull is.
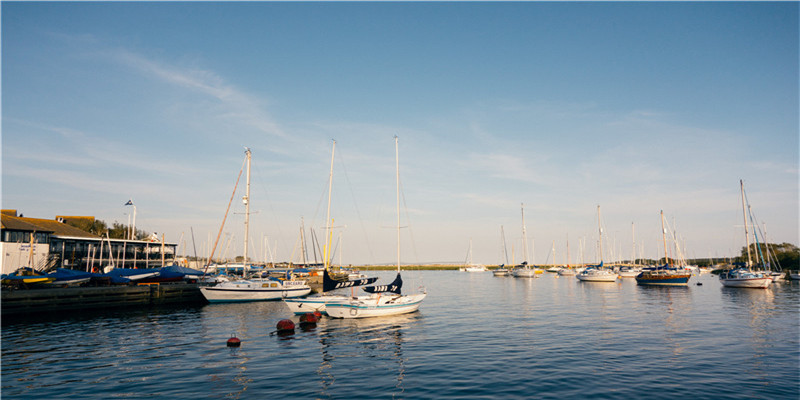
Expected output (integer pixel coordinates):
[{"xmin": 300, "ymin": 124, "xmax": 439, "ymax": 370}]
[
  {"xmin": 635, "ymin": 273, "xmax": 691, "ymax": 286},
  {"xmin": 577, "ymin": 269, "xmax": 618, "ymax": 282},
  {"xmin": 512, "ymin": 269, "xmax": 537, "ymax": 278},
  {"xmin": 326, "ymin": 293, "xmax": 426, "ymax": 319},
  {"xmin": 200, "ymin": 280, "xmax": 311, "ymax": 303},
  {"xmin": 720, "ymin": 277, "xmax": 771, "ymax": 288},
  {"xmin": 284, "ymin": 294, "xmax": 376, "ymax": 315}
]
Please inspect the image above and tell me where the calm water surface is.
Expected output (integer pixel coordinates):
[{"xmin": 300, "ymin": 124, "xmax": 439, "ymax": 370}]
[{"xmin": 2, "ymin": 271, "xmax": 798, "ymax": 399}]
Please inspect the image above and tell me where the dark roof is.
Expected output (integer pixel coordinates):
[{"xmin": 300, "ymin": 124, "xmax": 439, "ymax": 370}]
[{"xmin": 0, "ymin": 214, "xmax": 100, "ymax": 239}]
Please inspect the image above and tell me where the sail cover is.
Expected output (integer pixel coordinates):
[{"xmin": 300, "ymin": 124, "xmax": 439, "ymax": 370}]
[
  {"xmin": 362, "ymin": 272, "xmax": 402, "ymax": 295},
  {"xmin": 322, "ymin": 269, "xmax": 379, "ymax": 293}
]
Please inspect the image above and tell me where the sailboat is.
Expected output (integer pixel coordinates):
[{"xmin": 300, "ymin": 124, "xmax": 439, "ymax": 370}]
[
  {"xmin": 577, "ymin": 206, "xmax": 618, "ymax": 282},
  {"xmin": 635, "ymin": 211, "xmax": 691, "ymax": 286},
  {"xmin": 619, "ymin": 223, "xmax": 642, "ymax": 278},
  {"xmin": 558, "ymin": 236, "xmax": 577, "ymax": 276},
  {"xmin": 513, "ymin": 203, "xmax": 538, "ymax": 278},
  {"xmin": 719, "ymin": 180, "xmax": 771, "ymax": 289},
  {"xmin": 200, "ymin": 148, "xmax": 312, "ymax": 303},
  {"xmin": 493, "ymin": 226, "xmax": 511, "ymax": 276},
  {"xmin": 326, "ymin": 136, "xmax": 427, "ymax": 318},
  {"xmin": 461, "ymin": 239, "xmax": 488, "ymax": 272},
  {"xmin": 284, "ymin": 140, "xmax": 379, "ymax": 314}
]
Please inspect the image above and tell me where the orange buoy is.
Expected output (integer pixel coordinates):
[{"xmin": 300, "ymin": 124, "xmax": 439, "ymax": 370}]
[
  {"xmin": 226, "ymin": 336, "xmax": 241, "ymax": 347},
  {"xmin": 313, "ymin": 311, "xmax": 322, "ymax": 318},
  {"xmin": 276, "ymin": 319, "xmax": 295, "ymax": 332}
]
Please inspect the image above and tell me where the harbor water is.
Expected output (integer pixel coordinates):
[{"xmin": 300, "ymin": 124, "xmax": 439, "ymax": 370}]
[{"xmin": 2, "ymin": 271, "xmax": 798, "ymax": 399}]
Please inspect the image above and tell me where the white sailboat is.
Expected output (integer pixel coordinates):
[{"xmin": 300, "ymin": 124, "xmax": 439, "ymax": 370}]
[
  {"xmin": 200, "ymin": 148, "xmax": 312, "ymax": 303},
  {"xmin": 493, "ymin": 226, "xmax": 511, "ymax": 276},
  {"xmin": 284, "ymin": 140, "xmax": 379, "ymax": 314},
  {"xmin": 719, "ymin": 180, "xmax": 771, "ymax": 289},
  {"xmin": 618, "ymin": 223, "xmax": 642, "ymax": 278},
  {"xmin": 513, "ymin": 203, "xmax": 538, "ymax": 278},
  {"xmin": 461, "ymin": 239, "xmax": 488, "ymax": 272},
  {"xmin": 326, "ymin": 137, "xmax": 427, "ymax": 318},
  {"xmin": 577, "ymin": 205, "xmax": 618, "ymax": 282}
]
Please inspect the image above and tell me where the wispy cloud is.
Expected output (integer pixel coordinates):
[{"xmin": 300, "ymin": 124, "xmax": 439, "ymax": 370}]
[{"xmin": 111, "ymin": 49, "xmax": 287, "ymax": 139}]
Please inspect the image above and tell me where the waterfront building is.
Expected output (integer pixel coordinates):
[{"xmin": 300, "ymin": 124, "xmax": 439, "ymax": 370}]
[{"xmin": 1, "ymin": 210, "xmax": 176, "ymax": 274}]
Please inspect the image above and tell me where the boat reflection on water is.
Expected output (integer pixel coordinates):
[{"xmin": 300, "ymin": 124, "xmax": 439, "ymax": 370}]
[{"xmin": 315, "ymin": 314, "xmax": 421, "ymax": 398}]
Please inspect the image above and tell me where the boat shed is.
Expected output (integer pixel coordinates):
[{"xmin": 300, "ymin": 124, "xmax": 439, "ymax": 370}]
[{"xmin": 1, "ymin": 210, "xmax": 177, "ymax": 274}]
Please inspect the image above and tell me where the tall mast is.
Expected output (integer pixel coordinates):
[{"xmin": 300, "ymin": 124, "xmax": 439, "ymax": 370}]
[
  {"xmin": 631, "ymin": 222, "xmax": 636, "ymax": 265},
  {"xmin": 324, "ymin": 140, "xmax": 336, "ymax": 270},
  {"xmin": 243, "ymin": 147, "xmax": 251, "ymax": 265},
  {"xmin": 395, "ymin": 136, "xmax": 401, "ymax": 273},
  {"xmin": 740, "ymin": 179, "xmax": 752, "ymax": 268},
  {"xmin": 597, "ymin": 205, "xmax": 604, "ymax": 263},
  {"xmin": 660, "ymin": 210, "xmax": 668, "ymax": 265},
  {"xmin": 521, "ymin": 203, "xmax": 529, "ymax": 263}
]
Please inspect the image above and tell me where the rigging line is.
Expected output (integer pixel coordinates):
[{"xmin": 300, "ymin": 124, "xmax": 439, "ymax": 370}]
[
  {"xmin": 336, "ymin": 147, "xmax": 376, "ymax": 264},
  {"xmin": 204, "ymin": 154, "xmax": 246, "ymax": 274}
]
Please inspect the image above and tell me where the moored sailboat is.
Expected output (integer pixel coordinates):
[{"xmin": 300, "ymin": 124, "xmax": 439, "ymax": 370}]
[
  {"xmin": 577, "ymin": 206, "xmax": 618, "ymax": 282},
  {"xmin": 719, "ymin": 180, "xmax": 771, "ymax": 289},
  {"xmin": 284, "ymin": 140, "xmax": 379, "ymax": 314},
  {"xmin": 326, "ymin": 137, "xmax": 426, "ymax": 318},
  {"xmin": 512, "ymin": 204, "xmax": 538, "ymax": 278},
  {"xmin": 200, "ymin": 148, "xmax": 311, "ymax": 303},
  {"xmin": 635, "ymin": 211, "xmax": 691, "ymax": 286}
]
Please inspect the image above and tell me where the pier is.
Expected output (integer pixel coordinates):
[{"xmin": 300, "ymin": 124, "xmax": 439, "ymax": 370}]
[{"xmin": 1, "ymin": 283, "xmax": 204, "ymax": 316}]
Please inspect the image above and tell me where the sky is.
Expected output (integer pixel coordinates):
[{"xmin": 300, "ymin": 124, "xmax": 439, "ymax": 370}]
[{"xmin": 2, "ymin": 2, "xmax": 798, "ymax": 266}]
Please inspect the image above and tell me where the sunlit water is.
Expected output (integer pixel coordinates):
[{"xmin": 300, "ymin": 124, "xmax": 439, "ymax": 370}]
[{"xmin": 2, "ymin": 272, "xmax": 798, "ymax": 399}]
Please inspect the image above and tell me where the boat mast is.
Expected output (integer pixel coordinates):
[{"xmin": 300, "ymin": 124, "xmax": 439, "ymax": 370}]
[
  {"xmin": 740, "ymin": 179, "xmax": 752, "ymax": 268},
  {"xmin": 597, "ymin": 205, "xmax": 604, "ymax": 264},
  {"xmin": 521, "ymin": 203, "xmax": 529, "ymax": 264},
  {"xmin": 660, "ymin": 210, "xmax": 669, "ymax": 265},
  {"xmin": 243, "ymin": 147, "xmax": 251, "ymax": 265},
  {"xmin": 395, "ymin": 136, "xmax": 401, "ymax": 273},
  {"xmin": 324, "ymin": 140, "xmax": 336, "ymax": 270},
  {"xmin": 631, "ymin": 222, "xmax": 636, "ymax": 265}
]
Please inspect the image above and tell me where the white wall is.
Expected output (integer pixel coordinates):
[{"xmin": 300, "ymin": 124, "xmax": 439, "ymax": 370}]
[{"xmin": 1, "ymin": 242, "xmax": 50, "ymax": 274}]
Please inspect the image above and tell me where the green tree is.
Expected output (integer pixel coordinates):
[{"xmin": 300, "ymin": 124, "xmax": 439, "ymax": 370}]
[{"xmin": 740, "ymin": 242, "xmax": 799, "ymax": 269}]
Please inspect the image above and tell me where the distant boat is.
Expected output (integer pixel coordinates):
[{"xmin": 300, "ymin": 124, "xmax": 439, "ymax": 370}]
[
  {"xmin": 577, "ymin": 206, "xmax": 618, "ymax": 282},
  {"xmin": 200, "ymin": 148, "xmax": 311, "ymax": 303},
  {"xmin": 635, "ymin": 211, "xmax": 691, "ymax": 286},
  {"xmin": 719, "ymin": 180, "xmax": 771, "ymax": 289},
  {"xmin": 512, "ymin": 204, "xmax": 538, "ymax": 278},
  {"xmin": 326, "ymin": 137, "xmax": 426, "ymax": 318},
  {"xmin": 461, "ymin": 239, "xmax": 488, "ymax": 272},
  {"xmin": 493, "ymin": 226, "xmax": 511, "ymax": 276}
]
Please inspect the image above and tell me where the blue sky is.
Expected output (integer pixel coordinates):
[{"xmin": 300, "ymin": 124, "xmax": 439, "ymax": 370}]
[{"xmin": 2, "ymin": 2, "xmax": 798, "ymax": 266}]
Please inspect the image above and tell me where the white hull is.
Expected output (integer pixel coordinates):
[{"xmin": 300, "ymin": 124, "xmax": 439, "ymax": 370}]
[
  {"xmin": 464, "ymin": 265, "xmax": 488, "ymax": 272},
  {"xmin": 557, "ymin": 268, "xmax": 577, "ymax": 276},
  {"xmin": 513, "ymin": 268, "xmax": 538, "ymax": 278},
  {"xmin": 618, "ymin": 270, "xmax": 641, "ymax": 278},
  {"xmin": 492, "ymin": 269, "xmax": 510, "ymax": 276},
  {"xmin": 577, "ymin": 269, "xmax": 618, "ymax": 282},
  {"xmin": 789, "ymin": 272, "xmax": 800, "ymax": 280},
  {"xmin": 201, "ymin": 279, "xmax": 311, "ymax": 302},
  {"xmin": 285, "ymin": 294, "xmax": 376, "ymax": 315},
  {"xmin": 720, "ymin": 277, "xmax": 771, "ymax": 288},
  {"xmin": 326, "ymin": 293, "xmax": 427, "ymax": 319},
  {"xmin": 546, "ymin": 267, "xmax": 562, "ymax": 273},
  {"xmin": 719, "ymin": 268, "xmax": 772, "ymax": 289}
]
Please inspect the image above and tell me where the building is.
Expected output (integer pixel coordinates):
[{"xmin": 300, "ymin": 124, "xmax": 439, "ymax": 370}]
[{"xmin": 1, "ymin": 210, "xmax": 177, "ymax": 275}]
